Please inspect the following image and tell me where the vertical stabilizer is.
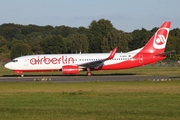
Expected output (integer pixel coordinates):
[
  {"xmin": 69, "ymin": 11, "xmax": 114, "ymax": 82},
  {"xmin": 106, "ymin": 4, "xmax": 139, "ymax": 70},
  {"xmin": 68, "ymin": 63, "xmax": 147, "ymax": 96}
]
[{"xmin": 138, "ymin": 22, "xmax": 171, "ymax": 54}]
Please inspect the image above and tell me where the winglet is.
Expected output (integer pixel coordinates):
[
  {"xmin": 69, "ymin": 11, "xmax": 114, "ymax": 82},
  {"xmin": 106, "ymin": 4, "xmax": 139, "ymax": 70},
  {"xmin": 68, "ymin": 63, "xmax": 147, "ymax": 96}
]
[{"xmin": 107, "ymin": 47, "xmax": 118, "ymax": 60}]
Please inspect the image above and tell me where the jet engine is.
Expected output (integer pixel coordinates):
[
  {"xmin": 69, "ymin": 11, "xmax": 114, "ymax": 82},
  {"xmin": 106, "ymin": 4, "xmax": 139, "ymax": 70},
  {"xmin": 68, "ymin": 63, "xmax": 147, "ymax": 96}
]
[{"xmin": 62, "ymin": 65, "xmax": 79, "ymax": 74}]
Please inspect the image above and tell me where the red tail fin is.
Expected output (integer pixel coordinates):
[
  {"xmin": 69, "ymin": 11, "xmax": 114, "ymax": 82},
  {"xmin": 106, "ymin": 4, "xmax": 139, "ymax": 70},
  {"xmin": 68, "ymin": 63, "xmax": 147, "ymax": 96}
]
[{"xmin": 139, "ymin": 22, "xmax": 171, "ymax": 54}]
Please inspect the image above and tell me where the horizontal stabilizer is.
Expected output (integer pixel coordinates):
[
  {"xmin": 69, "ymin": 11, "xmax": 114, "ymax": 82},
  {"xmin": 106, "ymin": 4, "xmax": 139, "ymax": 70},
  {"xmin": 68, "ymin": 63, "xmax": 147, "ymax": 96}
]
[{"xmin": 155, "ymin": 50, "xmax": 175, "ymax": 56}]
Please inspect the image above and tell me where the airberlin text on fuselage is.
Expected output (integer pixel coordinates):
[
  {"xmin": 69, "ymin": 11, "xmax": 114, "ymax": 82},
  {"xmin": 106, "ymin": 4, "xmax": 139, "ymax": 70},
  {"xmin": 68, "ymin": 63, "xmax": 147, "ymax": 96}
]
[{"xmin": 30, "ymin": 56, "xmax": 74, "ymax": 65}]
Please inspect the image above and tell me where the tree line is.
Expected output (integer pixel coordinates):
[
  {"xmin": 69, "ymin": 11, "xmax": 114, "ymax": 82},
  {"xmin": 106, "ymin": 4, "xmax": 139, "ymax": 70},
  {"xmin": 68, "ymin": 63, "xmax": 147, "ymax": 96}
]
[{"xmin": 0, "ymin": 19, "xmax": 180, "ymax": 60}]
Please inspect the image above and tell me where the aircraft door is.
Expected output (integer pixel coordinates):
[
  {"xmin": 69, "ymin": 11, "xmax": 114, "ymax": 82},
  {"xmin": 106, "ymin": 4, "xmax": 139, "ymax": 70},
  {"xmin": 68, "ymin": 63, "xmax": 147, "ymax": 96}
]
[
  {"xmin": 139, "ymin": 54, "xmax": 143, "ymax": 64},
  {"xmin": 24, "ymin": 58, "xmax": 28, "ymax": 66}
]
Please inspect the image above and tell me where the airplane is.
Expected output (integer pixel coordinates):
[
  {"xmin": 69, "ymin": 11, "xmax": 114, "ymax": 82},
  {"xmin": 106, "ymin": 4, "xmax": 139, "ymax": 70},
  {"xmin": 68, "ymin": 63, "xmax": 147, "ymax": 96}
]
[{"xmin": 4, "ymin": 22, "xmax": 171, "ymax": 77}]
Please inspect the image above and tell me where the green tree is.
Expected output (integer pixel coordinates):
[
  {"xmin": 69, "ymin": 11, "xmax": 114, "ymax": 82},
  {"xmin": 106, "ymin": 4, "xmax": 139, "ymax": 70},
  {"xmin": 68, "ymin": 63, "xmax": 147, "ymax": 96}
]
[
  {"xmin": 66, "ymin": 33, "xmax": 89, "ymax": 53},
  {"xmin": 101, "ymin": 37, "xmax": 110, "ymax": 52},
  {"xmin": 40, "ymin": 35, "xmax": 66, "ymax": 54},
  {"xmin": 0, "ymin": 36, "xmax": 10, "ymax": 48},
  {"xmin": 10, "ymin": 43, "xmax": 32, "ymax": 59},
  {"xmin": 120, "ymin": 32, "xmax": 133, "ymax": 52},
  {"xmin": 101, "ymin": 29, "xmax": 132, "ymax": 52},
  {"xmin": 170, "ymin": 28, "xmax": 180, "ymax": 38},
  {"xmin": 0, "ymin": 45, "xmax": 10, "ymax": 58},
  {"xmin": 0, "ymin": 23, "xmax": 22, "ymax": 41},
  {"xmin": 55, "ymin": 26, "xmax": 77, "ymax": 37},
  {"xmin": 87, "ymin": 19, "xmax": 114, "ymax": 53},
  {"xmin": 29, "ymin": 38, "xmax": 44, "ymax": 54},
  {"xmin": 129, "ymin": 28, "xmax": 152, "ymax": 50},
  {"xmin": 77, "ymin": 27, "xmax": 87, "ymax": 34},
  {"xmin": 165, "ymin": 35, "xmax": 180, "ymax": 60}
]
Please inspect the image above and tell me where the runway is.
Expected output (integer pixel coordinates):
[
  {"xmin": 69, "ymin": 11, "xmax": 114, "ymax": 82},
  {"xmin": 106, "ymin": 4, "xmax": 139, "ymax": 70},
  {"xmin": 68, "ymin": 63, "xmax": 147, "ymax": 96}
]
[{"xmin": 0, "ymin": 75, "xmax": 178, "ymax": 83}]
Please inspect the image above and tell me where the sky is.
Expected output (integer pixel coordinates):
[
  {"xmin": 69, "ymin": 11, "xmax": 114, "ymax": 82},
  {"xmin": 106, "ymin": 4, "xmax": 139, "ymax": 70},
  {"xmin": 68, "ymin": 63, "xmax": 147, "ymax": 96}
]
[{"xmin": 0, "ymin": 0, "xmax": 179, "ymax": 32}]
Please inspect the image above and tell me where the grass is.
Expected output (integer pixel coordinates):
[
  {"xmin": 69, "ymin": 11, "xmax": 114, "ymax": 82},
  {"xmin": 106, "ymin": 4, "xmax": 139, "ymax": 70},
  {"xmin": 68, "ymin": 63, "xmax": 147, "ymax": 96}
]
[
  {"xmin": 0, "ymin": 66, "xmax": 180, "ymax": 119},
  {"xmin": 0, "ymin": 81, "xmax": 180, "ymax": 120}
]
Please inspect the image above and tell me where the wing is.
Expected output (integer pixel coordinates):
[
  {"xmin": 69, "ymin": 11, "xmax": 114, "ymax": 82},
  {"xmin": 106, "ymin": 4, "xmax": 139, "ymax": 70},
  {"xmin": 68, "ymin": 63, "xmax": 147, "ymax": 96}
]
[{"xmin": 78, "ymin": 47, "xmax": 118, "ymax": 68}]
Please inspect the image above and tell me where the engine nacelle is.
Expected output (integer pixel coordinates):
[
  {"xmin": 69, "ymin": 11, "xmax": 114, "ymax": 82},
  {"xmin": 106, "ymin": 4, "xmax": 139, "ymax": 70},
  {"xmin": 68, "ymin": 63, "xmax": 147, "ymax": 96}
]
[{"xmin": 62, "ymin": 65, "xmax": 79, "ymax": 74}]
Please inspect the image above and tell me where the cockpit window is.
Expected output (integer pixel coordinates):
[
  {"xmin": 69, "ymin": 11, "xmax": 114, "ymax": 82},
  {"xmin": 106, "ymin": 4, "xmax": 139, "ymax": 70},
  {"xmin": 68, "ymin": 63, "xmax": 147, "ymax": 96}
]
[{"xmin": 12, "ymin": 60, "xmax": 18, "ymax": 62}]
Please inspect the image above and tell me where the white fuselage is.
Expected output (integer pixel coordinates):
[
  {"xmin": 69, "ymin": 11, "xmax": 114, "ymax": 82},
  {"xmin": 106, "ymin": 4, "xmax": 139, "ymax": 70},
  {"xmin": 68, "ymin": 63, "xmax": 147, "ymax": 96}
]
[{"xmin": 5, "ymin": 50, "xmax": 139, "ymax": 71}]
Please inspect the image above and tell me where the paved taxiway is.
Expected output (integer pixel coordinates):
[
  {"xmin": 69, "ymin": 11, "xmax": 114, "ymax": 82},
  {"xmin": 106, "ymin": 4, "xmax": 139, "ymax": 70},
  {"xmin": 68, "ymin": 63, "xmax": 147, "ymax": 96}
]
[{"xmin": 0, "ymin": 75, "xmax": 178, "ymax": 83}]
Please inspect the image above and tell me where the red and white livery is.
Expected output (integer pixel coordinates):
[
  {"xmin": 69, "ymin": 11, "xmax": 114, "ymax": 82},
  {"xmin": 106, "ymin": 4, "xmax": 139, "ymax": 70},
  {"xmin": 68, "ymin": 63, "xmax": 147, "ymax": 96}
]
[{"xmin": 4, "ymin": 22, "xmax": 171, "ymax": 76}]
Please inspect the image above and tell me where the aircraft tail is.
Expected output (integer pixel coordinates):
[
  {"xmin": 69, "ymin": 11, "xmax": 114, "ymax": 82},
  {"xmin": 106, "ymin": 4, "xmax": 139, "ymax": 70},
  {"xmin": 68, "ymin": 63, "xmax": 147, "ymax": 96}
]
[{"xmin": 138, "ymin": 22, "xmax": 171, "ymax": 54}]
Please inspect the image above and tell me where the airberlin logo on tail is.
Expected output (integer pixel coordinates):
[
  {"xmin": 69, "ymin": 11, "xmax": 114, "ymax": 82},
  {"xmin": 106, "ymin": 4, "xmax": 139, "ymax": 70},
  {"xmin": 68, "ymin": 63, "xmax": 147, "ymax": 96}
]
[{"xmin": 153, "ymin": 28, "xmax": 169, "ymax": 49}]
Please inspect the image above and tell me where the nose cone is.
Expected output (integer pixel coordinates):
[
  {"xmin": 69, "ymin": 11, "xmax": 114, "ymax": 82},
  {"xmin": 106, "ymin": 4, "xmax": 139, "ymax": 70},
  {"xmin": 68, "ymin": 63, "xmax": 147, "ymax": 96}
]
[{"xmin": 4, "ymin": 62, "xmax": 12, "ymax": 70}]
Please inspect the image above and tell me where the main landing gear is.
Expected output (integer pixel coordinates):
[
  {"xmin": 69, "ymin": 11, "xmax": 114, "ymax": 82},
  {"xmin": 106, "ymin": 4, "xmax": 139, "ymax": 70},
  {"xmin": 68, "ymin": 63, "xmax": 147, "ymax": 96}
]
[
  {"xmin": 87, "ymin": 71, "xmax": 92, "ymax": 76},
  {"xmin": 86, "ymin": 68, "xmax": 92, "ymax": 76}
]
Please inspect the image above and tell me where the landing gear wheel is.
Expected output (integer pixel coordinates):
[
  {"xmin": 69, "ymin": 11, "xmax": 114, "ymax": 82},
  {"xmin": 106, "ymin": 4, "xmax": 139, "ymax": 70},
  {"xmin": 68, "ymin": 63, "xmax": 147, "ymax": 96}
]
[
  {"xmin": 86, "ymin": 68, "xmax": 92, "ymax": 76},
  {"xmin": 21, "ymin": 74, "xmax": 24, "ymax": 77},
  {"xmin": 87, "ymin": 71, "xmax": 92, "ymax": 76}
]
